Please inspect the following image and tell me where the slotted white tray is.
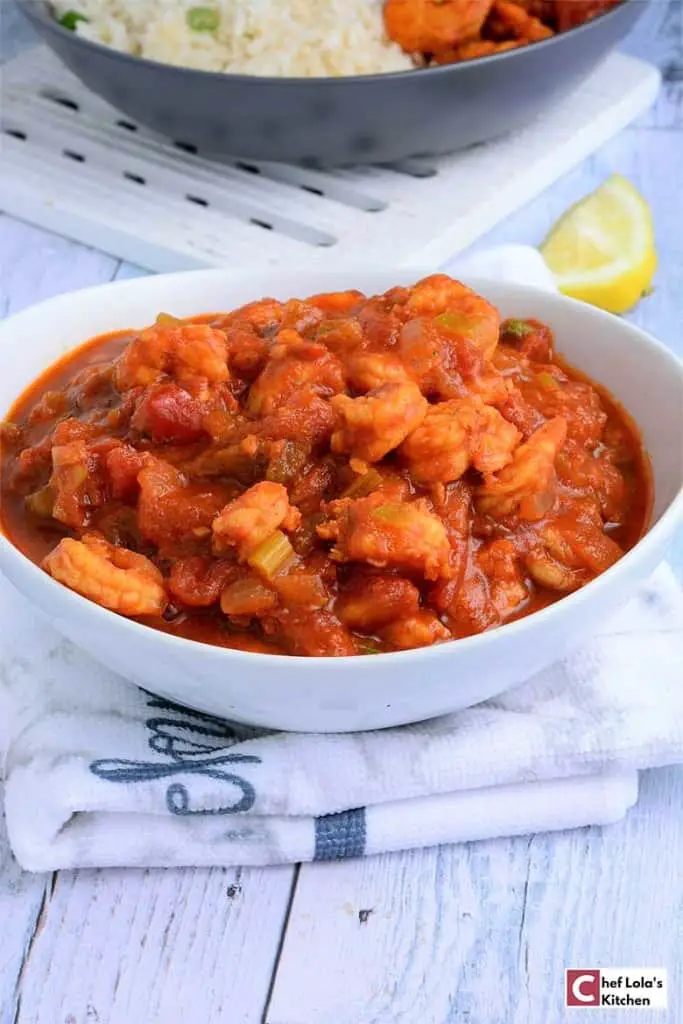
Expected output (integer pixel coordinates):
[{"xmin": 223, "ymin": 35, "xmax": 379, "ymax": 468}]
[{"xmin": 0, "ymin": 46, "xmax": 660, "ymax": 272}]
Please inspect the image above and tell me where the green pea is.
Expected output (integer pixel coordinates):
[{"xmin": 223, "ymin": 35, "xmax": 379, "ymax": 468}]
[
  {"xmin": 504, "ymin": 319, "xmax": 532, "ymax": 339},
  {"xmin": 186, "ymin": 6, "xmax": 221, "ymax": 32},
  {"xmin": 58, "ymin": 10, "xmax": 89, "ymax": 31}
]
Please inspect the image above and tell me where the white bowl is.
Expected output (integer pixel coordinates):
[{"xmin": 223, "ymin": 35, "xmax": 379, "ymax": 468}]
[{"xmin": 1, "ymin": 269, "xmax": 682, "ymax": 733}]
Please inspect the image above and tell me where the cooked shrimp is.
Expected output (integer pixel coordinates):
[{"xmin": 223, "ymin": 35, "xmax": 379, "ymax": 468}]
[
  {"xmin": 212, "ymin": 481, "xmax": 302, "ymax": 560},
  {"xmin": 222, "ymin": 322, "xmax": 270, "ymax": 381},
  {"xmin": 247, "ymin": 333, "xmax": 345, "ymax": 416},
  {"xmin": 405, "ymin": 275, "xmax": 500, "ymax": 358},
  {"xmin": 344, "ymin": 353, "xmax": 411, "ymax": 393},
  {"xmin": 400, "ymin": 398, "xmax": 520, "ymax": 483},
  {"xmin": 263, "ymin": 609, "xmax": 357, "ymax": 657},
  {"xmin": 476, "ymin": 539, "xmax": 528, "ymax": 615},
  {"xmin": 496, "ymin": 382, "xmax": 546, "ymax": 439},
  {"xmin": 50, "ymin": 440, "xmax": 109, "ymax": 528},
  {"xmin": 277, "ymin": 300, "xmax": 324, "ymax": 336},
  {"xmin": 476, "ymin": 416, "xmax": 567, "ymax": 520},
  {"xmin": 138, "ymin": 457, "xmax": 233, "ymax": 548},
  {"xmin": 543, "ymin": 519, "xmax": 623, "ymax": 574},
  {"xmin": 438, "ymin": 558, "xmax": 500, "ymax": 637},
  {"xmin": 434, "ymin": 39, "xmax": 522, "ymax": 63},
  {"xmin": 398, "ymin": 317, "xmax": 502, "ymax": 401},
  {"xmin": 384, "ymin": 0, "xmax": 494, "ymax": 56},
  {"xmin": 335, "ymin": 573, "xmax": 421, "ymax": 631},
  {"xmin": 474, "ymin": 406, "xmax": 523, "ymax": 472},
  {"xmin": 525, "ymin": 377, "xmax": 607, "ymax": 447},
  {"xmin": 554, "ymin": 0, "xmax": 619, "ymax": 32},
  {"xmin": 50, "ymin": 440, "xmax": 91, "ymax": 528},
  {"xmin": 318, "ymin": 494, "xmax": 452, "ymax": 581},
  {"xmin": 113, "ymin": 323, "xmax": 229, "ymax": 391},
  {"xmin": 525, "ymin": 552, "xmax": 578, "ymax": 592},
  {"xmin": 307, "ymin": 290, "xmax": 365, "ymax": 316},
  {"xmin": 525, "ymin": 517, "xmax": 623, "ymax": 592},
  {"xmin": 330, "ymin": 381, "xmax": 428, "ymax": 463},
  {"xmin": 556, "ymin": 438, "xmax": 627, "ymax": 524},
  {"xmin": 255, "ymin": 392, "xmax": 337, "ymax": 447},
  {"xmin": 487, "ymin": 0, "xmax": 554, "ymax": 40},
  {"xmin": 314, "ymin": 318, "xmax": 366, "ymax": 355},
  {"xmin": 381, "ymin": 611, "xmax": 452, "ymax": 649},
  {"xmin": 215, "ymin": 298, "xmax": 284, "ymax": 335},
  {"xmin": 43, "ymin": 534, "xmax": 167, "ymax": 617}
]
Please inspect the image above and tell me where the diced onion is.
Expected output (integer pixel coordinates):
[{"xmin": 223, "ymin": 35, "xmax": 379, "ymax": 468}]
[
  {"xmin": 25, "ymin": 486, "xmax": 54, "ymax": 518},
  {"xmin": 272, "ymin": 574, "xmax": 328, "ymax": 609},
  {"xmin": 220, "ymin": 577, "xmax": 277, "ymax": 616}
]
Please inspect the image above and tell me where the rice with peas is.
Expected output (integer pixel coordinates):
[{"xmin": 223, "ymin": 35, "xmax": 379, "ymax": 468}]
[{"xmin": 52, "ymin": 0, "xmax": 414, "ymax": 77}]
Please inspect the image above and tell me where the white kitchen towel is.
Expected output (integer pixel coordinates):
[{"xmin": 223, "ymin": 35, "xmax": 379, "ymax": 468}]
[{"xmin": 1, "ymin": 245, "xmax": 682, "ymax": 872}]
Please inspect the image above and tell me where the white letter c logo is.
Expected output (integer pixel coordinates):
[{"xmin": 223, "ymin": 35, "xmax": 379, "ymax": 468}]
[{"xmin": 572, "ymin": 975, "xmax": 597, "ymax": 1003}]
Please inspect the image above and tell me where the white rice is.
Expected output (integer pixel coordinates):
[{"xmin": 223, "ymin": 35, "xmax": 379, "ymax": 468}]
[{"xmin": 52, "ymin": 0, "xmax": 415, "ymax": 77}]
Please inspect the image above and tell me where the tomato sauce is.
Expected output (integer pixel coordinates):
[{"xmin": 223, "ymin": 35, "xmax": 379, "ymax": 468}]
[{"xmin": 0, "ymin": 276, "xmax": 652, "ymax": 656}]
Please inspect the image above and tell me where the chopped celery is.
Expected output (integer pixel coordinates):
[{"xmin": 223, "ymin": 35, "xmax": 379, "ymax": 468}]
[
  {"xmin": 273, "ymin": 574, "xmax": 327, "ymax": 609},
  {"xmin": 248, "ymin": 530, "xmax": 295, "ymax": 579},
  {"xmin": 342, "ymin": 468, "xmax": 382, "ymax": 499},
  {"xmin": 155, "ymin": 312, "xmax": 181, "ymax": 325},
  {"xmin": 220, "ymin": 577, "xmax": 277, "ymax": 616}
]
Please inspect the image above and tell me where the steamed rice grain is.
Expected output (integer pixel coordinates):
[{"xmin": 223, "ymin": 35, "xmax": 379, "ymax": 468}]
[{"xmin": 52, "ymin": 0, "xmax": 415, "ymax": 78}]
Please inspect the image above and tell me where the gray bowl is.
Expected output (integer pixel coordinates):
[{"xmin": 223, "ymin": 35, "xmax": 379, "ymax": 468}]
[{"xmin": 20, "ymin": 0, "xmax": 646, "ymax": 166}]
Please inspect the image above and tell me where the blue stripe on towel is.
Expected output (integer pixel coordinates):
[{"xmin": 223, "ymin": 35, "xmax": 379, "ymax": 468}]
[{"xmin": 314, "ymin": 807, "xmax": 367, "ymax": 861}]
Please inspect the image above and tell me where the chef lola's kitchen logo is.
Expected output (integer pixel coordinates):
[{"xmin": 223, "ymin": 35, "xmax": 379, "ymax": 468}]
[{"xmin": 566, "ymin": 969, "xmax": 668, "ymax": 1010}]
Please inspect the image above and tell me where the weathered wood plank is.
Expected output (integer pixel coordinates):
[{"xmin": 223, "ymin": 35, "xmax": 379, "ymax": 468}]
[
  {"xmin": 13, "ymin": 862, "xmax": 296, "ymax": 1024},
  {"xmin": 267, "ymin": 768, "xmax": 683, "ymax": 1024},
  {"xmin": 0, "ymin": 215, "xmax": 119, "ymax": 317},
  {"xmin": 0, "ymin": 790, "xmax": 50, "ymax": 1024}
]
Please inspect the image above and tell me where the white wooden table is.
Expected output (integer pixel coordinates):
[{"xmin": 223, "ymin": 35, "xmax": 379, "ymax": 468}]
[{"xmin": 2, "ymin": 7, "xmax": 683, "ymax": 1023}]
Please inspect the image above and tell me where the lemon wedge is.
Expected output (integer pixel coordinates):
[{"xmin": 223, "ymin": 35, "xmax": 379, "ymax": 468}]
[{"xmin": 540, "ymin": 174, "xmax": 657, "ymax": 314}]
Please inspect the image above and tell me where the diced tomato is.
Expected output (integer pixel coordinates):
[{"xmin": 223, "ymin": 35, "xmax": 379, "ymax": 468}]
[
  {"xmin": 168, "ymin": 556, "xmax": 238, "ymax": 607},
  {"xmin": 132, "ymin": 382, "xmax": 205, "ymax": 443},
  {"xmin": 106, "ymin": 444, "xmax": 149, "ymax": 501}
]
